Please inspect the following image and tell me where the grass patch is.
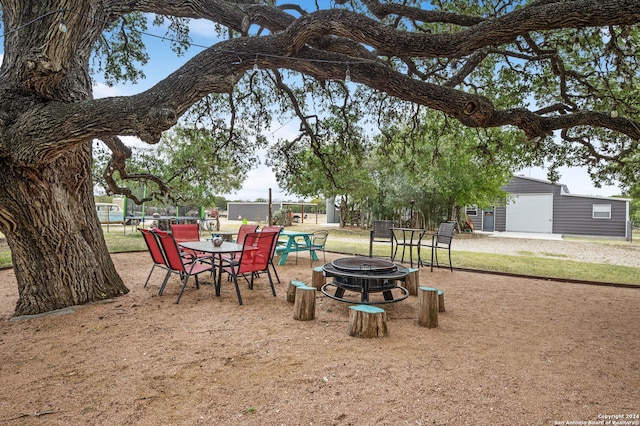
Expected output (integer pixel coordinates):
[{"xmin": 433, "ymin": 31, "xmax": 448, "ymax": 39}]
[
  {"xmin": 0, "ymin": 250, "xmax": 12, "ymax": 268},
  {"xmin": 515, "ymin": 250, "xmax": 570, "ymax": 259},
  {"xmin": 539, "ymin": 252, "xmax": 570, "ymax": 258},
  {"xmin": 104, "ymin": 232, "xmax": 146, "ymax": 253},
  {"xmin": 455, "ymin": 251, "xmax": 639, "ymax": 284}
]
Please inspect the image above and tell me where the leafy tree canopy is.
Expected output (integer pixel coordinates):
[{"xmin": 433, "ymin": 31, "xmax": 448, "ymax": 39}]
[{"xmin": 5, "ymin": 0, "xmax": 638, "ymax": 202}]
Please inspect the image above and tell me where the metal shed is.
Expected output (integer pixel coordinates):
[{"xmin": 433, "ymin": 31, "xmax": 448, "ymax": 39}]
[{"xmin": 467, "ymin": 176, "xmax": 631, "ymax": 240}]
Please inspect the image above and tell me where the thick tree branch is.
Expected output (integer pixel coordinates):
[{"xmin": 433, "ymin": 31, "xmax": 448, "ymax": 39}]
[
  {"xmin": 5, "ymin": 0, "xmax": 640, "ymax": 172},
  {"xmin": 100, "ymin": 135, "xmax": 170, "ymax": 203},
  {"xmin": 283, "ymin": 1, "xmax": 640, "ymax": 58}
]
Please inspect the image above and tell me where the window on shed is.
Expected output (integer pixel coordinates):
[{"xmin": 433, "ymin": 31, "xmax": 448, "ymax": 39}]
[
  {"xmin": 465, "ymin": 205, "xmax": 478, "ymax": 216},
  {"xmin": 592, "ymin": 204, "xmax": 611, "ymax": 219}
]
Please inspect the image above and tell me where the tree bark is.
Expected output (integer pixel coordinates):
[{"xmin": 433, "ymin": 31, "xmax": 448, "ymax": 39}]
[
  {"xmin": 348, "ymin": 305, "xmax": 387, "ymax": 338},
  {"xmin": 293, "ymin": 285, "xmax": 315, "ymax": 321},
  {"xmin": 418, "ymin": 287, "xmax": 439, "ymax": 328},
  {"xmin": 0, "ymin": 2, "xmax": 130, "ymax": 316},
  {"xmin": 0, "ymin": 142, "xmax": 128, "ymax": 317}
]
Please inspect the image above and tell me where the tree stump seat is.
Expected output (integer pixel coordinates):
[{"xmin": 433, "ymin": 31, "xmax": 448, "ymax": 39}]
[
  {"xmin": 311, "ymin": 266, "xmax": 326, "ymax": 290},
  {"xmin": 418, "ymin": 286, "xmax": 439, "ymax": 328},
  {"xmin": 287, "ymin": 280, "xmax": 306, "ymax": 303},
  {"xmin": 404, "ymin": 267, "xmax": 420, "ymax": 296},
  {"xmin": 293, "ymin": 284, "xmax": 316, "ymax": 321},
  {"xmin": 438, "ymin": 289, "xmax": 445, "ymax": 313},
  {"xmin": 348, "ymin": 305, "xmax": 387, "ymax": 338}
]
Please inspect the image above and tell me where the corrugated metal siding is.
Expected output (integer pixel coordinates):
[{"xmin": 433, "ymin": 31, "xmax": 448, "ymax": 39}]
[
  {"xmin": 503, "ymin": 176, "xmax": 563, "ymax": 196},
  {"xmin": 469, "ymin": 176, "xmax": 628, "ymax": 237},
  {"xmin": 495, "ymin": 206, "xmax": 506, "ymax": 231},
  {"xmin": 554, "ymin": 196, "xmax": 627, "ymax": 237},
  {"xmin": 227, "ymin": 203, "xmax": 283, "ymax": 222}
]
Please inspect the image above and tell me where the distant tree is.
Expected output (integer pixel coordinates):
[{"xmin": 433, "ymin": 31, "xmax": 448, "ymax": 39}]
[
  {"xmin": 268, "ymin": 107, "xmax": 375, "ymax": 227},
  {"xmin": 94, "ymin": 125, "xmax": 251, "ymax": 209},
  {"xmin": 370, "ymin": 110, "xmax": 529, "ymax": 228},
  {"xmin": 626, "ymin": 191, "xmax": 640, "ymax": 228},
  {"xmin": 212, "ymin": 196, "xmax": 229, "ymax": 211}
]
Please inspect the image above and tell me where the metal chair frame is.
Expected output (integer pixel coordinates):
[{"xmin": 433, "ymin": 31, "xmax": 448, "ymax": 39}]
[
  {"xmin": 156, "ymin": 231, "xmax": 215, "ymax": 303},
  {"xmin": 420, "ymin": 222, "xmax": 455, "ymax": 272},
  {"xmin": 369, "ymin": 220, "xmax": 394, "ymax": 258},
  {"xmin": 138, "ymin": 228, "xmax": 171, "ymax": 289},
  {"xmin": 217, "ymin": 231, "xmax": 278, "ymax": 305},
  {"xmin": 295, "ymin": 230, "xmax": 329, "ymax": 266},
  {"xmin": 260, "ymin": 225, "xmax": 283, "ymax": 283}
]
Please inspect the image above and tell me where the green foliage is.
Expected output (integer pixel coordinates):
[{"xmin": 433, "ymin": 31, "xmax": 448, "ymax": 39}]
[
  {"xmin": 93, "ymin": 70, "xmax": 275, "ymax": 206},
  {"xmin": 626, "ymin": 191, "xmax": 640, "ymax": 227},
  {"xmin": 84, "ymin": 2, "xmax": 638, "ymax": 222},
  {"xmin": 369, "ymin": 110, "xmax": 529, "ymax": 228},
  {"xmin": 91, "ymin": 12, "xmax": 150, "ymax": 85},
  {"xmin": 91, "ymin": 13, "xmax": 199, "ymax": 85}
]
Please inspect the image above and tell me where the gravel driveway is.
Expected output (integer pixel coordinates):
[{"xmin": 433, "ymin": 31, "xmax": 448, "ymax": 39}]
[{"xmin": 452, "ymin": 233, "xmax": 639, "ymax": 268}]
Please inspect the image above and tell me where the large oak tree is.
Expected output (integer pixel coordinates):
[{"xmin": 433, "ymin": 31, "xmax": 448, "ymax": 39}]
[{"xmin": 1, "ymin": 0, "xmax": 639, "ymax": 316}]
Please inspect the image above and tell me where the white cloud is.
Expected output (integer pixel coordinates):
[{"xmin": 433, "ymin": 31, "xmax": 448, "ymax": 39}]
[
  {"xmin": 0, "ymin": 54, "xmax": 3, "ymax": 65},
  {"xmin": 188, "ymin": 19, "xmax": 222, "ymax": 40},
  {"xmin": 92, "ymin": 82, "xmax": 130, "ymax": 99}
]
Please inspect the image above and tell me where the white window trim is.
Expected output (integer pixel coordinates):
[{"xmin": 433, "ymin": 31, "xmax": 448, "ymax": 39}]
[
  {"xmin": 592, "ymin": 204, "xmax": 611, "ymax": 219},
  {"xmin": 465, "ymin": 205, "xmax": 478, "ymax": 216}
]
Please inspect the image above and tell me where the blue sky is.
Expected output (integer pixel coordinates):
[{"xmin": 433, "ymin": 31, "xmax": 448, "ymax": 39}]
[{"xmin": 0, "ymin": 10, "xmax": 622, "ymax": 200}]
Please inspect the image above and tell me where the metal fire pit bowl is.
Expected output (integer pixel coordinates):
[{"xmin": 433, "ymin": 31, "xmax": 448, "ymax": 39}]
[{"xmin": 321, "ymin": 256, "xmax": 410, "ymax": 304}]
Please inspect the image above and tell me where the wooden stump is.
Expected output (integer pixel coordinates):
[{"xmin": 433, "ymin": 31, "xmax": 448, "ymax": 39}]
[
  {"xmin": 287, "ymin": 280, "xmax": 305, "ymax": 304},
  {"xmin": 404, "ymin": 268, "xmax": 420, "ymax": 296},
  {"xmin": 438, "ymin": 289, "xmax": 445, "ymax": 313},
  {"xmin": 348, "ymin": 305, "xmax": 387, "ymax": 338},
  {"xmin": 418, "ymin": 287, "xmax": 438, "ymax": 328},
  {"xmin": 311, "ymin": 266, "xmax": 326, "ymax": 291},
  {"xmin": 293, "ymin": 285, "xmax": 316, "ymax": 321}
]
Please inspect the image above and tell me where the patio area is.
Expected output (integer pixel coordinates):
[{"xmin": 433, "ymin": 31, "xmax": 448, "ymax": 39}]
[{"xmin": 0, "ymin": 250, "xmax": 638, "ymax": 425}]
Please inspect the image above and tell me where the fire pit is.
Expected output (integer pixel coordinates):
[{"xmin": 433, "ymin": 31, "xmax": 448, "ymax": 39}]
[{"xmin": 321, "ymin": 256, "xmax": 410, "ymax": 304}]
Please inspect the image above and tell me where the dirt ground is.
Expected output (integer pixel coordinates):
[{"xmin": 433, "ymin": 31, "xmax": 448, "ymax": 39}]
[{"xmin": 0, "ymin": 250, "xmax": 639, "ymax": 426}]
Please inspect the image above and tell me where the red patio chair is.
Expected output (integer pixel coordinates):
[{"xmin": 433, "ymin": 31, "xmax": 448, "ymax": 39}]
[
  {"xmin": 138, "ymin": 228, "xmax": 170, "ymax": 289},
  {"xmin": 234, "ymin": 224, "xmax": 259, "ymax": 244},
  {"xmin": 170, "ymin": 223, "xmax": 200, "ymax": 242},
  {"xmin": 217, "ymin": 231, "xmax": 278, "ymax": 305},
  {"xmin": 171, "ymin": 223, "xmax": 210, "ymax": 262},
  {"xmin": 261, "ymin": 225, "xmax": 283, "ymax": 283},
  {"xmin": 221, "ymin": 223, "xmax": 259, "ymax": 263},
  {"xmin": 156, "ymin": 231, "xmax": 215, "ymax": 303}
]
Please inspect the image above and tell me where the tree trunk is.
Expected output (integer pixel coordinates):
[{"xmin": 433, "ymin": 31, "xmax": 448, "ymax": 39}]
[
  {"xmin": 0, "ymin": 2, "xmax": 129, "ymax": 316},
  {"xmin": 0, "ymin": 143, "xmax": 128, "ymax": 316}
]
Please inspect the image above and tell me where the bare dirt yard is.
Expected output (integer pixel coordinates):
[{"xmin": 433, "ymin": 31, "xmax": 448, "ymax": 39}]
[{"xmin": 0, "ymin": 248, "xmax": 638, "ymax": 425}]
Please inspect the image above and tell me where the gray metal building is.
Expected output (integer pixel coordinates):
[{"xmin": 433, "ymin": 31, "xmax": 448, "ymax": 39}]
[
  {"xmin": 227, "ymin": 202, "xmax": 320, "ymax": 224},
  {"xmin": 467, "ymin": 176, "xmax": 631, "ymax": 240},
  {"xmin": 227, "ymin": 202, "xmax": 283, "ymax": 223}
]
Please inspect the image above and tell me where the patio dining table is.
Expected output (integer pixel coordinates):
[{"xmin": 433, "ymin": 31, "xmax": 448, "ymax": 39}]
[
  {"xmin": 390, "ymin": 227, "xmax": 428, "ymax": 268},
  {"xmin": 178, "ymin": 240, "xmax": 244, "ymax": 297}
]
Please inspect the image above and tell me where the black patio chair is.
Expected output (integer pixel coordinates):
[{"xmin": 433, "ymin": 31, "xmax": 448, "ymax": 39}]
[
  {"xmin": 420, "ymin": 222, "xmax": 455, "ymax": 272},
  {"xmin": 369, "ymin": 220, "xmax": 394, "ymax": 258}
]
